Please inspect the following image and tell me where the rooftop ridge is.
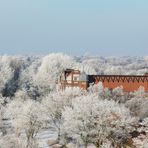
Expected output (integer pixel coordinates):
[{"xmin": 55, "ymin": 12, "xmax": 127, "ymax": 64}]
[{"xmin": 89, "ymin": 75, "xmax": 148, "ymax": 77}]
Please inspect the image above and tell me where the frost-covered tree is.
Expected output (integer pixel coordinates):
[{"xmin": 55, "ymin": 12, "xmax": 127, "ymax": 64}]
[
  {"xmin": 133, "ymin": 86, "xmax": 145, "ymax": 98},
  {"xmin": 41, "ymin": 93, "xmax": 64, "ymax": 141},
  {"xmin": 88, "ymin": 83, "xmax": 126, "ymax": 102},
  {"xmin": 62, "ymin": 95, "xmax": 134, "ymax": 147},
  {"xmin": 0, "ymin": 95, "xmax": 4, "ymax": 135},
  {"xmin": 0, "ymin": 134, "xmax": 27, "ymax": 148},
  {"xmin": 0, "ymin": 94, "xmax": 11, "ymax": 136},
  {"xmin": 0, "ymin": 56, "xmax": 24, "ymax": 97},
  {"xmin": 125, "ymin": 86, "xmax": 147, "ymax": 118},
  {"xmin": 34, "ymin": 53, "xmax": 75, "ymax": 94},
  {"xmin": 104, "ymin": 66, "xmax": 124, "ymax": 75},
  {"xmin": 126, "ymin": 96, "xmax": 148, "ymax": 119},
  {"xmin": 7, "ymin": 99, "xmax": 44, "ymax": 148},
  {"xmin": 41, "ymin": 88, "xmax": 84, "ymax": 141},
  {"xmin": 19, "ymin": 56, "xmax": 41, "ymax": 100},
  {"xmin": 125, "ymin": 97, "xmax": 142, "ymax": 117},
  {"xmin": 88, "ymin": 82, "xmax": 104, "ymax": 96},
  {"xmin": 111, "ymin": 86, "xmax": 126, "ymax": 103},
  {"xmin": 139, "ymin": 100, "xmax": 148, "ymax": 118},
  {"xmin": 0, "ymin": 56, "xmax": 13, "ymax": 94}
]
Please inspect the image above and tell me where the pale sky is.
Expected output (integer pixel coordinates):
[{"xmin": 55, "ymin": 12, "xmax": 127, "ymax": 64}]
[{"xmin": 0, "ymin": 0, "xmax": 148, "ymax": 56}]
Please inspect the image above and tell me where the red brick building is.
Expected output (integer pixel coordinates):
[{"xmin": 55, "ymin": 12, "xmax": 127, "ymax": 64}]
[{"xmin": 59, "ymin": 69, "xmax": 148, "ymax": 92}]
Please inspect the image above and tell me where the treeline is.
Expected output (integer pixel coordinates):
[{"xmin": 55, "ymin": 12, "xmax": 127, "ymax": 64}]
[{"xmin": 0, "ymin": 53, "xmax": 148, "ymax": 148}]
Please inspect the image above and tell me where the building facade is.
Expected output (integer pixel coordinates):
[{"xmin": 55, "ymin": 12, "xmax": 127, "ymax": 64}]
[{"xmin": 59, "ymin": 69, "xmax": 148, "ymax": 92}]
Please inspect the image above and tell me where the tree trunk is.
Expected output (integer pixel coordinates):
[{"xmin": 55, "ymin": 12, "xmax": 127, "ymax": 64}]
[
  {"xmin": 57, "ymin": 127, "xmax": 61, "ymax": 141},
  {"xmin": 84, "ymin": 142, "xmax": 88, "ymax": 148}
]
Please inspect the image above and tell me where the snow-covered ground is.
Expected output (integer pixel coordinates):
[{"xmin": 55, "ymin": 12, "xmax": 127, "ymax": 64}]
[{"xmin": 37, "ymin": 129, "xmax": 57, "ymax": 148}]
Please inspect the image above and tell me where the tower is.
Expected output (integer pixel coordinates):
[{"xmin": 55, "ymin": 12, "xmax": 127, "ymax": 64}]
[{"xmin": 79, "ymin": 71, "xmax": 89, "ymax": 90}]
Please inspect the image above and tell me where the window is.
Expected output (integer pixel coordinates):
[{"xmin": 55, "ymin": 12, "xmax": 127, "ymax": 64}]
[{"xmin": 73, "ymin": 76, "xmax": 78, "ymax": 81}]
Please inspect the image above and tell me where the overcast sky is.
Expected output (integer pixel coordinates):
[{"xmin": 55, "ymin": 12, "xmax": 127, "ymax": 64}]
[{"xmin": 0, "ymin": 0, "xmax": 148, "ymax": 56}]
